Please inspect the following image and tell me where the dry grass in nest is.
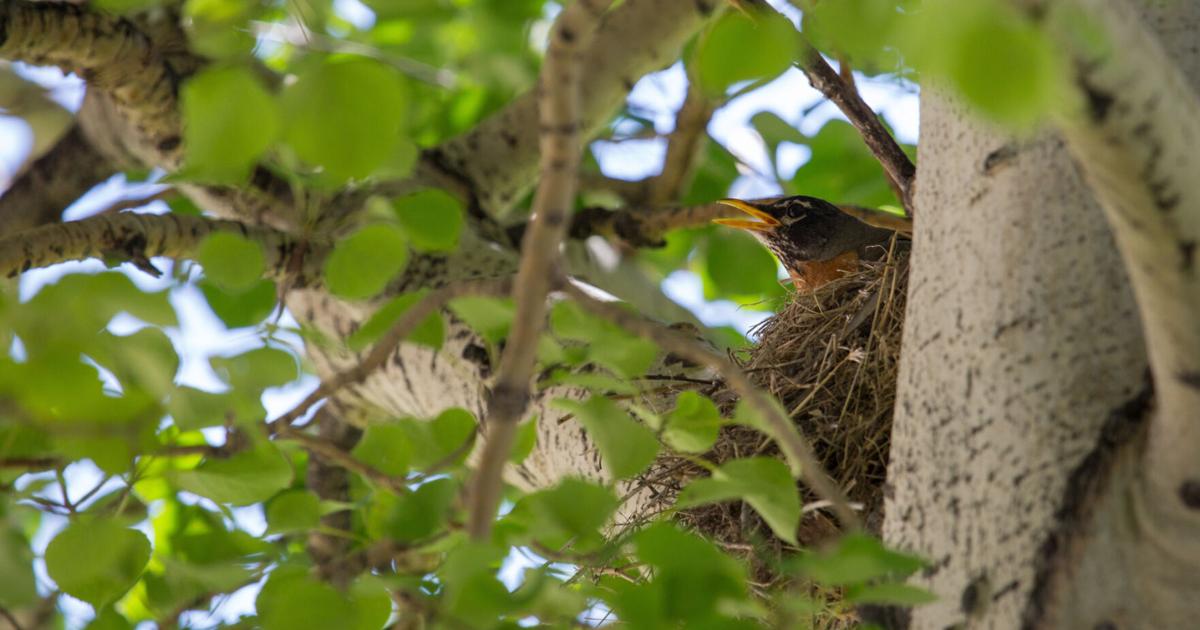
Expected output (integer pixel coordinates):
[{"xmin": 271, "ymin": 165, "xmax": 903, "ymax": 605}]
[{"xmin": 676, "ymin": 240, "xmax": 910, "ymax": 561}]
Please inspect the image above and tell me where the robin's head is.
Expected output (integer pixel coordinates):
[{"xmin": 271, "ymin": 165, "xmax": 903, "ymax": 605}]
[{"xmin": 713, "ymin": 195, "xmax": 859, "ymax": 266}]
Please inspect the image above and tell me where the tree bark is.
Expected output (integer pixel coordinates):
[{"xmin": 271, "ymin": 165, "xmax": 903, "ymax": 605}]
[{"xmin": 884, "ymin": 1, "xmax": 1200, "ymax": 627}]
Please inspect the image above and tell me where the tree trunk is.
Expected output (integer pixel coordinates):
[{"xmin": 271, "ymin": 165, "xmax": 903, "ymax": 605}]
[{"xmin": 884, "ymin": 1, "xmax": 1200, "ymax": 627}]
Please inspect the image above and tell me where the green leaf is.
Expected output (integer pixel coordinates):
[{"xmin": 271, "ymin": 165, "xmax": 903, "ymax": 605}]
[
  {"xmin": 323, "ymin": 224, "xmax": 409, "ymax": 300},
  {"xmin": 448, "ymin": 296, "xmax": 515, "ymax": 344},
  {"xmin": 804, "ymin": 0, "xmax": 907, "ymax": 71},
  {"xmin": 168, "ymin": 386, "xmax": 249, "ymax": 431},
  {"xmin": 705, "ymin": 228, "xmax": 782, "ymax": 297},
  {"xmin": 792, "ymin": 532, "xmax": 927, "ymax": 585},
  {"xmin": 552, "ymin": 396, "xmax": 658, "ymax": 479},
  {"xmin": 181, "ymin": 66, "xmax": 279, "ymax": 182},
  {"xmin": 663, "ymin": 391, "xmax": 723, "ymax": 453},
  {"xmin": 0, "ymin": 528, "xmax": 37, "ymax": 608},
  {"xmin": 210, "ymin": 347, "xmax": 299, "ymax": 391},
  {"xmin": 352, "ymin": 424, "xmax": 412, "ymax": 476},
  {"xmin": 549, "ymin": 301, "xmax": 658, "ymax": 377},
  {"xmin": 391, "ymin": 189, "xmax": 464, "ymax": 252},
  {"xmin": 258, "ymin": 568, "xmax": 356, "ymax": 630},
  {"xmin": 200, "ymin": 278, "xmax": 277, "ymax": 328},
  {"xmin": 697, "ymin": 11, "xmax": 801, "ymax": 95},
  {"xmin": 676, "ymin": 457, "xmax": 800, "ymax": 545},
  {"xmin": 371, "ymin": 478, "xmax": 457, "ymax": 542},
  {"xmin": 94, "ymin": 0, "xmax": 159, "ymax": 14},
  {"xmin": 85, "ymin": 607, "xmax": 133, "ymax": 630},
  {"xmin": 281, "ymin": 58, "xmax": 408, "ymax": 181},
  {"xmin": 904, "ymin": 0, "xmax": 1065, "ymax": 128},
  {"xmin": 266, "ymin": 490, "xmax": 322, "ymax": 533},
  {"xmin": 750, "ymin": 111, "xmax": 806, "ymax": 174},
  {"xmin": 509, "ymin": 415, "xmax": 538, "ymax": 464},
  {"xmin": 847, "ymin": 582, "xmax": 938, "ymax": 606},
  {"xmin": 402, "ymin": 408, "xmax": 477, "ymax": 469},
  {"xmin": 526, "ymin": 479, "xmax": 618, "ymax": 540},
  {"xmin": 192, "ymin": 232, "xmax": 266, "ymax": 292},
  {"xmin": 788, "ymin": 119, "xmax": 904, "ymax": 207},
  {"xmin": 629, "ymin": 523, "xmax": 747, "ymax": 623},
  {"xmin": 171, "ymin": 441, "xmax": 293, "ymax": 505},
  {"xmin": 44, "ymin": 519, "xmax": 151, "ymax": 608},
  {"xmin": 347, "ymin": 292, "xmax": 443, "ymax": 352}
]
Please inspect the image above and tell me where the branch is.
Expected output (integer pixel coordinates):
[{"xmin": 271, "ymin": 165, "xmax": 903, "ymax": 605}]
[
  {"xmin": 0, "ymin": 125, "xmax": 115, "ymax": 233},
  {"xmin": 267, "ymin": 278, "xmax": 513, "ymax": 432},
  {"xmin": 0, "ymin": 1, "xmax": 181, "ymax": 165},
  {"xmin": 412, "ymin": 0, "xmax": 721, "ymax": 216},
  {"xmin": 561, "ymin": 282, "xmax": 861, "ymax": 529},
  {"xmin": 466, "ymin": 0, "xmax": 614, "ymax": 541},
  {"xmin": 795, "ymin": 49, "xmax": 915, "ymax": 214},
  {"xmin": 275, "ymin": 425, "xmax": 409, "ymax": 497},
  {"xmin": 649, "ymin": 79, "xmax": 718, "ymax": 205},
  {"xmin": 0, "ymin": 212, "xmax": 322, "ymax": 281}
]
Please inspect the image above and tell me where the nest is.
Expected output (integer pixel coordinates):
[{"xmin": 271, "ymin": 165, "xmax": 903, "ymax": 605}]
[{"xmin": 676, "ymin": 240, "xmax": 910, "ymax": 563}]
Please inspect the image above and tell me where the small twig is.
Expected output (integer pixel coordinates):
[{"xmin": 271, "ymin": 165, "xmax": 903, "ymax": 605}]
[
  {"xmin": 267, "ymin": 278, "xmax": 512, "ymax": 433},
  {"xmin": 466, "ymin": 0, "xmax": 614, "ymax": 541},
  {"xmin": 0, "ymin": 606, "xmax": 26, "ymax": 630},
  {"xmin": 561, "ymin": 282, "xmax": 860, "ymax": 530}
]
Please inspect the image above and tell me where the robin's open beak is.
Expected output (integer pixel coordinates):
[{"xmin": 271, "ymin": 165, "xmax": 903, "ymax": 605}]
[{"xmin": 713, "ymin": 199, "xmax": 780, "ymax": 233}]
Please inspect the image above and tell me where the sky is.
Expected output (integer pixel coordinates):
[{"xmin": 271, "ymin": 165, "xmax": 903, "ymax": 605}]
[{"xmin": 0, "ymin": 0, "xmax": 919, "ymax": 626}]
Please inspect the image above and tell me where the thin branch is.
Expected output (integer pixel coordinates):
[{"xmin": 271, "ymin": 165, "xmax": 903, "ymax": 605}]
[
  {"xmin": 466, "ymin": 0, "xmax": 615, "ymax": 541},
  {"xmin": 795, "ymin": 48, "xmax": 916, "ymax": 214},
  {"xmin": 649, "ymin": 79, "xmax": 718, "ymax": 205},
  {"xmin": 561, "ymin": 282, "xmax": 861, "ymax": 529},
  {"xmin": 0, "ymin": 212, "xmax": 322, "ymax": 281},
  {"xmin": 266, "ymin": 277, "xmax": 513, "ymax": 433}
]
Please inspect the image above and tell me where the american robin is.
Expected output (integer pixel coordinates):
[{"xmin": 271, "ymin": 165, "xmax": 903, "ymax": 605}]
[{"xmin": 713, "ymin": 196, "xmax": 911, "ymax": 292}]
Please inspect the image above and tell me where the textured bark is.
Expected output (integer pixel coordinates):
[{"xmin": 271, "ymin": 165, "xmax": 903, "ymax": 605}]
[{"xmin": 883, "ymin": 1, "xmax": 1200, "ymax": 627}]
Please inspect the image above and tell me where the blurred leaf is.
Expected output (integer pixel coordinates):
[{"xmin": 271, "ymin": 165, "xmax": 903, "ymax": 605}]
[
  {"xmin": 791, "ymin": 532, "xmax": 927, "ymax": 585},
  {"xmin": 704, "ymin": 228, "xmax": 781, "ymax": 297},
  {"xmin": 266, "ymin": 490, "xmax": 322, "ymax": 534},
  {"xmin": 663, "ymin": 391, "xmax": 723, "ymax": 453},
  {"xmin": 0, "ymin": 528, "xmax": 37, "ymax": 608},
  {"xmin": 347, "ymin": 291, "xmax": 443, "ymax": 352},
  {"xmin": 282, "ymin": 58, "xmax": 408, "ymax": 182},
  {"xmin": 352, "ymin": 424, "xmax": 412, "ymax": 477},
  {"xmin": 94, "ymin": 0, "xmax": 160, "ymax": 14},
  {"xmin": 804, "ymin": 0, "xmax": 909, "ymax": 72},
  {"xmin": 677, "ymin": 457, "xmax": 800, "ymax": 544},
  {"xmin": 168, "ymin": 386, "xmax": 242, "ymax": 431},
  {"xmin": 184, "ymin": 0, "xmax": 258, "ymax": 59},
  {"xmin": 401, "ymin": 408, "xmax": 476, "ymax": 469},
  {"xmin": 85, "ymin": 607, "xmax": 133, "ymax": 630},
  {"xmin": 448, "ymin": 296, "xmax": 515, "ymax": 344},
  {"xmin": 392, "ymin": 189, "xmax": 464, "ymax": 252},
  {"xmin": 45, "ymin": 519, "xmax": 151, "ymax": 608},
  {"xmin": 200, "ymin": 278, "xmax": 277, "ymax": 329},
  {"xmin": 369, "ymin": 478, "xmax": 457, "ymax": 542},
  {"xmin": 751, "ymin": 111, "xmax": 806, "ymax": 174},
  {"xmin": 903, "ymin": 0, "xmax": 1066, "ymax": 128},
  {"xmin": 847, "ymin": 582, "xmax": 938, "ymax": 606},
  {"xmin": 552, "ymin": 396, "xmax": 658, "ymax": 479},
  {"xmin": 697, "ymin": 11, "xmax": 801, "ymax": 95},
  {"xmin": 524, "ymin": 479, "xmax": 617, "ymax": 542},
  {"xmin": 172, "ymin": 441, "xmax": 293, "ymax": 505},
  {"xmin": 509, "ymin": 415, "xmax": 538, "ymax": 464},
  {"xmin": 629, "ymin": 523, "xmax": 747, "ymax": 624},
  {"xmin": 195, "ymin": 232, "xmax": 266, "ymax": 293},
  {"xmin": 257, "ymin": 568, "xmax": 355, "ymax": 630},
  {"xmin": 181, "ymin": 66, "xmax": 279, "ymax": 182},
  {"xmin": 210, "ymin": 347, "xmax": 299, "ymax": 391},
  {"xmin": 323, "ymin": 224, "xmax": 409, "ymax": 300},
  {"xmin": 549, "ymin": 301, "xmax": 658, "ymax": 378},
  {"xmin": 788, "ymin": 119, "xmax": 901, "ymax": 207}
]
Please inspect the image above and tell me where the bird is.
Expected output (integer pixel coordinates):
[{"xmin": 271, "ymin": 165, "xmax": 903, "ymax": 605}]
[{"xmin": 713, "ymin": 196, "xmax": 911, "ymax": 292}]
